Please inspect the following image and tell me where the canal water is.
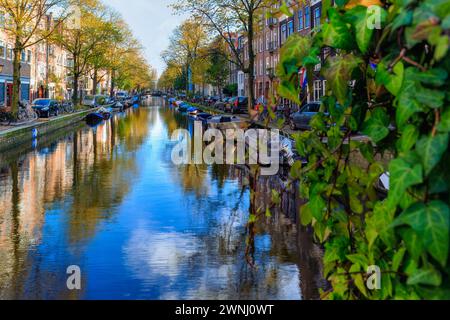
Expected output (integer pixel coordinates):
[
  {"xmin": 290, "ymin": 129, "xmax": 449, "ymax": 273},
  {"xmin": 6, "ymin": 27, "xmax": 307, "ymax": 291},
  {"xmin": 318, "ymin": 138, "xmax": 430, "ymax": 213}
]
[{"xmin": 0, "ymin": 98, "xmax": 323, "ymax": 300}]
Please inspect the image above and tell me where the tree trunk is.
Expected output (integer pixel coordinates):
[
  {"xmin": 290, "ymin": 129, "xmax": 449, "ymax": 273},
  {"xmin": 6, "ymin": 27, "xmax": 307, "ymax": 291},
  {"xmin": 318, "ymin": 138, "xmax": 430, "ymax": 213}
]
[
  {"xmin": 92, "ymin": 68, "xmax": 98, "ymax": 95},
  {"xmin": 11, "ymin": 44, "xmax": 22, "ymax": 119},
  {"xmin": 73, "ymin": 72, "xmax": 79, "ymax": 104},
  {"xmin": 186, "ymin": 65, "xmax": 190, "ymax": 95},
  {"xmin": 71, "ymin": 53, "xmax": 80, "ymax": 104},
  {"xmin": 247, "ymin": 13, "xmax": 256, "ymax": 114},
  {"xmin": 110, "ymin": 69, "xmax": 116, "ymax": 98}
]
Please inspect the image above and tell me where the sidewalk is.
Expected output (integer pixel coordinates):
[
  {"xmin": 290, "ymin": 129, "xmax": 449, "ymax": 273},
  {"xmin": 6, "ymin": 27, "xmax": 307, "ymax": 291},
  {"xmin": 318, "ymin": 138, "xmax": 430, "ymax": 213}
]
[{"xmin": 0, "ymin": 108, "xmax": 96, "ymax": 152}]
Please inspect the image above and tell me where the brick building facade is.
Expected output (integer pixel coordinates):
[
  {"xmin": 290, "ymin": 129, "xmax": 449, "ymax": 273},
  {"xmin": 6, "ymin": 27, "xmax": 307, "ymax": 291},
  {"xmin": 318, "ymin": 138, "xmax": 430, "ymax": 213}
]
[{"xmin": 230, "ymin": 0, "xmax": 328, "ymax": 106}]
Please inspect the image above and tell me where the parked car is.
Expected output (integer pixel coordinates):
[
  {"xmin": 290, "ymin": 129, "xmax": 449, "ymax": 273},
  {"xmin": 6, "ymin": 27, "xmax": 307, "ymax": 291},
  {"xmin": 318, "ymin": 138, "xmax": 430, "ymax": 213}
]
[
  {"xmin": 290, "ymin": 102, "xmax": 346, "ymax": 130},
  {"xmin": 230, "ymin": 96, "xmax": 249, "ymax": 114},
  {"xmin": 214, "ymin": 97, "xmax": 231, "ymax": 111},
  {"xmin": 206, "ymin": 96, "xmax": 220, "ymax": 106},
  {"xmin": 289, "ymin": 103, "xmax": 321, "ymax": 130},
  {"xmin": 32, "ymin": 99, "xmax": 60, "ymax": 118},
  {"xmin": 82, "ymin": 95, "xmax": 109, "ymax": 108}
]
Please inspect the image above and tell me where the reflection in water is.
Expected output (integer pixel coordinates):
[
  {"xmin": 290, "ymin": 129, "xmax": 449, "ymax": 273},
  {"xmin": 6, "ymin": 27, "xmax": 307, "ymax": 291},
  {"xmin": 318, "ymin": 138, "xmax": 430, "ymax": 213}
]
[{"xmin": 0, "ymin": 99, "xmax": 322, "ymax": 300}]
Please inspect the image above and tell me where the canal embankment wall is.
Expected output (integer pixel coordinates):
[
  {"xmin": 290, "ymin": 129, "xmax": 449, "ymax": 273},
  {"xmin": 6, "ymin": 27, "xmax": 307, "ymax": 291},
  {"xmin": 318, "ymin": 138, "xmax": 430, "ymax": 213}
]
[{"xmin": 0, "ymin": 108, "xmax": 95, "ymax": 153}]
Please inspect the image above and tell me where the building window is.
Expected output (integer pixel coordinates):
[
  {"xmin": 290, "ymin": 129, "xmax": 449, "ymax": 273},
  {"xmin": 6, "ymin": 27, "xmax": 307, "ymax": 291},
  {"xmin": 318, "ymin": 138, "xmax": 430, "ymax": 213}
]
[
  {"xmin": 298, "ymin": 10, "xmax": 304, "ymax": 30},
  {"xmin": 0, "ymin": 82, "xmax": 5, "ymax": 104},
  {"xmin": 21, "ymin": 50, "xmax": 26, "ymax": 62},
  {"xmin": 305, "ymin": 6, "xmax": 310, "ymax": 28},
  {"xmin": 27, "ymin": 50, "xmax": 32, "ymax": 63},
  {"xmin": 313, "ymin": 7, "xmax": 321, "ymax": 27},
  {"xmin": 313, "ymin": 80, "xmax": 326, "ymax": 102},
  {"xmin": 288, "ymin": 20, "xmax": 294, "ymax": 36},
  {"xmin": 7, "ymin": 45, "xmax": 13, "ymax": 60},
  {"xmin": 281, "ymin": 23, "xmax": 287, "ymax": 43},
  {"xmin": 0, "ymin": 41, "xmax": 5, "ymax": 58}
]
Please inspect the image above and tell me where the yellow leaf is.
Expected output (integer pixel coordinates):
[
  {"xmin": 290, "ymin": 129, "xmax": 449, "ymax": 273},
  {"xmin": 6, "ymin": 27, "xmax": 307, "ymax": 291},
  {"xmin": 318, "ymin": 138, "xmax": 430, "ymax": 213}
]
[{"xmin": 345, "ymin": 0, "xmax": 382, "ymax": 9}]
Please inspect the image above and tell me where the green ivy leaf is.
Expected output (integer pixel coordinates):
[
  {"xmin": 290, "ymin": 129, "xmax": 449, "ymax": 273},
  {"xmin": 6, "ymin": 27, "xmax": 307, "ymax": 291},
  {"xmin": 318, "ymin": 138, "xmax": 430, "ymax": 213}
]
[
  {"xmin": 376, "ymin": 61, "xmax": 404, "ymax": 96},
  {"xmin": 392, "ymin": 247, "xmax": 407, "ymax": 272},
  {"xmin": 362, "ymin": 108, "xmax": 390, "ymax": 143},
  {"xmin": 395, "ymin": 68, "xmax": 423, "ymax": 129},
  {"xmin": 271, "ymin": 189, "xmax": 281, "ymax": 205},
  {"xmin": 345, "ymin": 5, "xmax": 380, "ymax": 53},
  {"xmin": 279, "ymin": 1, "xmax": 293, "ymax": 17},
  {"xmin": 278, "ymin": 80, "xmax": 301, "ymax": 105},
  {"xmin": 249, "ymin": 214, "xmax": 257, "ymax": 223},
  {"xmin": 277, "ymin": 34, "xmax": 312, "ymax": 78},
  {"xmin": 346, "ymin": 253, "xmax": 369, "ymax": 269},
  {"xmin": 415, "ymin": 86, "xmax": 445, "ymax": 109},
  {"xmin": 391, "ymin": 9, "xmax": 413, "ymax": 32},
  {"xmin": 434, "ymin": 35, "xmax": 449, "ymax": 61},
  {"xmin": 290, "ymin": 160, "xmax": 302, "ymax": 180},
  {"xmin": 425, "ymin": 0, "xmax": 450, "ymax": 19},
  {"xmin": 438, "ymin": 108, "xmax": 450, "ymax": 133},
  {"xmin": 416, "ymin": 133, "xmax": 449, "ymax": 175},
  {"xmin": 310, "ymin": 184, "xmax": 327, "ymax": 222},
  {"xmin": 387, "ymin": 158, "xmax": 423, "ymax": 209},
  {"xmin": 300, "ymin": 203, "xmax": 313, "ymax": 226},
  {"xmin": 366, "ymin": 202, "xmax": 396, "ymax": 249},
  {"xmin": 265, "ymin": 207, "xmax": 272, "ymax": 218},
  {"xmin": 407, "ymin": 266, "xmax": 442, "ymax": 286},
  {"xmin": 353, "ymin": 272, "xmax": 369, "ymax": 297},
  {"xmin": 399, "ymin": 228, "xmax": 424, "ymax": 261},
  {"xmin": 322, "ymin": 8, "xmax": 354, "ymax": 50},
  {"xmin": 393, "ymin": 201, "xmax": 450, "ymax": 267},
  {"xmin": 413, "ymin": 68, "xmax": 448, "ymax": 86},
  {"xmin": 398, "ymin": 125, "xmax": 420, "ymax": 153},
  {"xmin": 396, "ymin": 93, "xmax": 422, "ymax": 129},
  {"xmin": 321, "ymin": 54, "xmax": 362, "ymax": 105}
]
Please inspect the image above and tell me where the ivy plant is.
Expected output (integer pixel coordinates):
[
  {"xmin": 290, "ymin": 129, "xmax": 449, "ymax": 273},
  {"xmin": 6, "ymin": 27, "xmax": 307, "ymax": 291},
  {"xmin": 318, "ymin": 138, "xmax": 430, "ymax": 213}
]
[{"xmin": 276, "ymin": 0, "xmax": 450, "ymax": 299}]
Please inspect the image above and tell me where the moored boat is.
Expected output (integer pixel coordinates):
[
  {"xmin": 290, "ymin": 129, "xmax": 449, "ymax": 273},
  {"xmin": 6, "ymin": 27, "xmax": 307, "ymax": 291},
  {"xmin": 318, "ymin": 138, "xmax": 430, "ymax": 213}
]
[{"xmin": 187, "ymin": 107, "xmax": 199, "ymax": 115}]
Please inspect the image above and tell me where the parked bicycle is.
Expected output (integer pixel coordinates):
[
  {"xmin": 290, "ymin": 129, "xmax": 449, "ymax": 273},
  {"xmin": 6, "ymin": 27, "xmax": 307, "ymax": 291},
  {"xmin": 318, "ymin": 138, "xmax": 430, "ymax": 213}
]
[
  {"xmin": 0, "ymin": 101, "xmax": 38, "ymax": 124},
  {"xmin": 60, "ymin": 100, "xmax": 75, "ymax": 114},
  {"xmin": 17, "ymin": 101, "xmax": 38, "ymax": 122}
]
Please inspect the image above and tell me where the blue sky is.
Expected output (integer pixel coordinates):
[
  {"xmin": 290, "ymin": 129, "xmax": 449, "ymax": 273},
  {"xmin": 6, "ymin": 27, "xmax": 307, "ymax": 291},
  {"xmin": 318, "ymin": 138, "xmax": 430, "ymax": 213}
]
[{"xmin": 103, "ymin": 0, "xmax": 186, "ymax": 77}]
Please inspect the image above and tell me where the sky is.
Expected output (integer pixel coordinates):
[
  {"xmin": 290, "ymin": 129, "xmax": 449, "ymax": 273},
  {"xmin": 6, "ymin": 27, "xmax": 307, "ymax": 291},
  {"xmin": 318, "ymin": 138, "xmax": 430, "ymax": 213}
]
[{"xmin": 103, "ymin": 0, "xmax": 186, "ymax": 78}]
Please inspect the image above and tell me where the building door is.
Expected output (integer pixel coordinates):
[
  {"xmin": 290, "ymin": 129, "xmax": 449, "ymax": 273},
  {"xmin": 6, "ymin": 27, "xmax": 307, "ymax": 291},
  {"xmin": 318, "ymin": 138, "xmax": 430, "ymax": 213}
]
[
  {"xmin": 38, "ymin": 85, "xmax": 44, "ymax": 98},
  {"xmin": 6, "ymin": 83, "xmax": 13, "ymax": 107}
]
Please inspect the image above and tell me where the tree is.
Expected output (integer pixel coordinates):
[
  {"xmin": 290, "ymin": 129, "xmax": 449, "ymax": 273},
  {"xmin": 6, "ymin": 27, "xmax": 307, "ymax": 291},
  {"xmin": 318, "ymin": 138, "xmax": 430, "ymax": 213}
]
[
  {"xmin": 223, "ymin": 83, "xmax": 237, "ymax": 96},
  {"xmin": 173, "ymin": 0, "xmax": 275, "ymax": 113},
  {"xmin": 105, "ymin": 21, "xmax": 143, "ymax": 97},
  {"xmin": 158, "ymin": 63, "xmax": 183, "ymax": 92},
  {"xmin": 205, "ymin": 38, "xmax": 229, "ymax": 99},
  {"xmin": 115, "ymin": 49, "xmax": 154, "ymax": 92},
  {"xmin": 0, "ymin": 0, "xmax": 67, "ymax": 118},
  {"xmin": 52, "ymin": 0, "xmax": 115, "ymax": 103},
  {"xmin": 162, "ymin": 19, "xmax": 208, "ymax": 95}
]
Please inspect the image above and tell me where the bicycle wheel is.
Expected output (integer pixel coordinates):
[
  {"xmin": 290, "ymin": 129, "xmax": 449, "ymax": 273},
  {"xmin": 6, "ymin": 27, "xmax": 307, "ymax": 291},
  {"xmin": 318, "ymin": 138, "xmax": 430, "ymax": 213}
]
[{"xmin": 17, "ymin": 111, "xmax": 26, "ymax": 121}]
